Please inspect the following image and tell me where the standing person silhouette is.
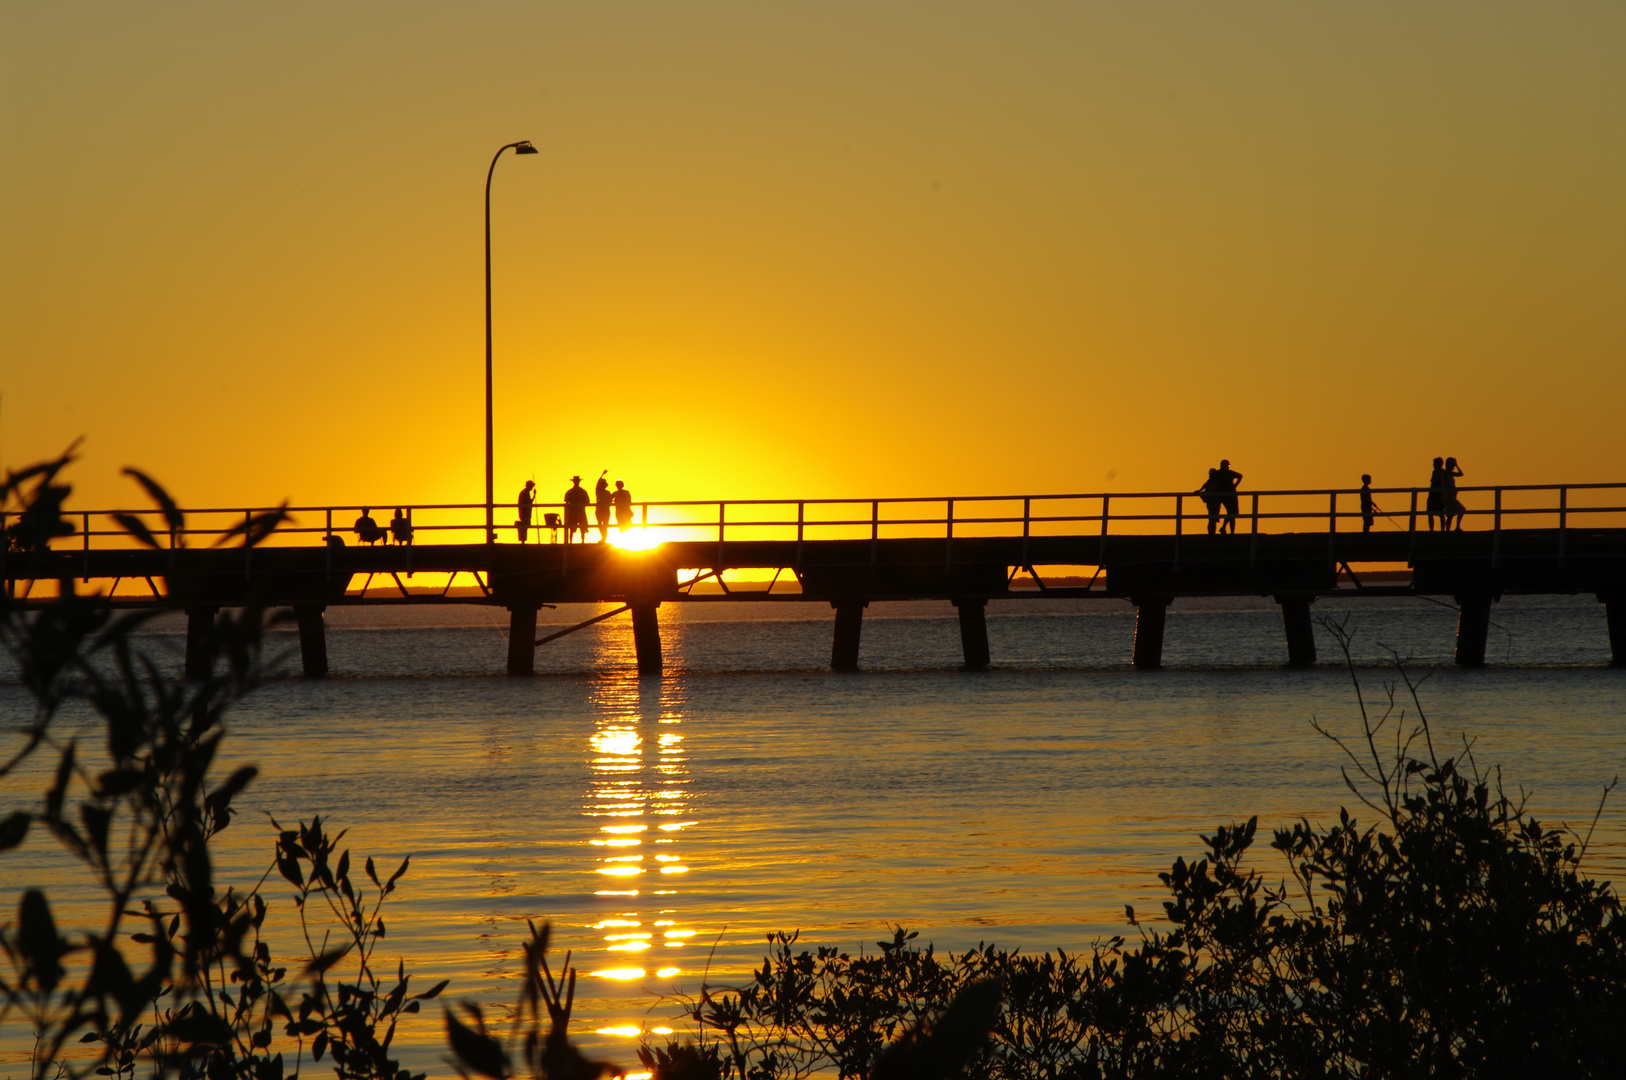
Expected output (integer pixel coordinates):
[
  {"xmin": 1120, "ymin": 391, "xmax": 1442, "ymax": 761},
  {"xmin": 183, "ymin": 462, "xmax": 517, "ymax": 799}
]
[
  {"xmin": 594, "ymin": 473, "xmax": 612, "ymax": 543},
  {"xmin": 1360, "ymin": 475, "xmax": 1378, "ymax": 533},
  {"xmin": 1195, "ymin": 469, "xmax": 1221, "ymax": 535},
  {"xmin": 1215, "ymin": 459, "xmax": 1243, "ymax": 534},
  {"xmin": 1426, "ymin": 457, "xmax": 1446, "ymax": 531},
  {"xmin": 516, "ymin": 480, "xmax": 536, "ymax": 544},
  {"xmin": 1444, "ymin": 457, "xmax": 1466, "ymax": 530},
  {"xmin": 613, "ymin": 479, "xmax": 634, "ymax": 533},
  {"xmin": 563, "ymin": 476, "xmax": 591, "ymax": 544}
]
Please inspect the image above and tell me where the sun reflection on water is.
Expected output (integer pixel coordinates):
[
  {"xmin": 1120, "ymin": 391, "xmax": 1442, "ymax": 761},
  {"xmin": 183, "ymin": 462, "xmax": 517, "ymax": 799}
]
[{"xmin": 583, "ymin": 667, "xmax": 697, "ymax": 1038}]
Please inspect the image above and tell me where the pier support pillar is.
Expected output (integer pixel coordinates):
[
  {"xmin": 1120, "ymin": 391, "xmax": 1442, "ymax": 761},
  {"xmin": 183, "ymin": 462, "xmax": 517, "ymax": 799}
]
[
  {"xmin": 954, "ymin": 599, "xmax": 990, "ymax": 671},
  {"xmin": 1131, "ymin": 596, "xmax": 1171, "ymax": 670},
  {"xmin": 631, "ymin": 601, "xmax": 663, "ymax": 676},
  {"xmin": 831, "ymin": 601, "xmax": 867, "ymax": 672},
  {"xmin": 506, "ymin": 606, "xmax": 538, "ymax": 676},
  {"xmin": 294, "ymin": 605, "xmax": 328, "ymax": 678},
  {"xmin": 184, "ymin": 607, "xmax": 218, "ymax": 682},
  {"xmin": 1276, "ymin": 596, "xmax": 1317, "ymax": 668},
  {"xmin": 1601, "ymin": 593, "xmax": 1625, "ymax": 668},
  {"xmin": 1454, "ymin": 593, "xmax": 1494, "ymax": 668}
]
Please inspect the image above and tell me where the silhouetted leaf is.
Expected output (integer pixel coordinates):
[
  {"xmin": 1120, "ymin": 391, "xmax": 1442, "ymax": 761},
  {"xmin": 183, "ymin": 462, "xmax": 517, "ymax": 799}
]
[
  {"xmin": 414, "ymin": 979, "xmax": 450, "ymax": 1000},
  {"xmin": 0, "ymin": 811, "xmax": 29, "ymax": 851},
  {"xmin": 122, "ymin": 468, "xmax": 184, "ymax": 533},
  {"xmin": 305, "ymin": 945, "xmax": 351, "ymax": 975},
  {"xmin": 445, "ymin": 1007, "xmax": 510, "ymax": 1079}
]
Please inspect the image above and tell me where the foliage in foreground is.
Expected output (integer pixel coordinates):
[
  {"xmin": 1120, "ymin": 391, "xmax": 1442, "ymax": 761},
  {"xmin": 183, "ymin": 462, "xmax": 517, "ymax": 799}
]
[
  {"xmin": 656, "ymin": 628, "xmax": 1625, "ymax": 1080},
  {"xmin": 0, "ymin": 452, "xmax": 459, "ymax": 1079}
]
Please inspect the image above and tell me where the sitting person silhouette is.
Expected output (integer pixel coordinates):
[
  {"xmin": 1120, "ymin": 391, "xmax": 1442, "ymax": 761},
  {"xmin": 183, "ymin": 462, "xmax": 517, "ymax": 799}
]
[
  {"xmin": 389, "ymin": 508, "xmax": 413, "ymax": 545},
  {"xmin": 353, "ymin": 508, "xmax": 386, "ymax": 545}
]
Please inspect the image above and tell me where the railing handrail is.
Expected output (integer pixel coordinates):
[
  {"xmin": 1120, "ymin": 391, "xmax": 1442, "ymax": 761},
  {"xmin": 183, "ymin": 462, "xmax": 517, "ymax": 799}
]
[
  {"xmin": 47, "ymin": 480, "xmax": 1626, "ymax": 519},
  {"xmin": 17, "ymin": 482, "xmax": 1625, "ymax": 562}
]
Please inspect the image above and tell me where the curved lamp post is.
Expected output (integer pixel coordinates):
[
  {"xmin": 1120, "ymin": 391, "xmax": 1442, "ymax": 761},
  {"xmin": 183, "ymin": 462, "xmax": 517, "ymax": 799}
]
[{"xmin": 486, "ymin": 139, "xmax": 539, "ymax": 545}]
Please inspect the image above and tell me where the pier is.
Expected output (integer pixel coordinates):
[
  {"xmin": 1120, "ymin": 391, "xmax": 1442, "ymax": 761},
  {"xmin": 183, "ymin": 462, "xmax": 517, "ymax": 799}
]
[{"xmin": 6, "ymin": 483, "xmax": 1624, "ymax": 676}]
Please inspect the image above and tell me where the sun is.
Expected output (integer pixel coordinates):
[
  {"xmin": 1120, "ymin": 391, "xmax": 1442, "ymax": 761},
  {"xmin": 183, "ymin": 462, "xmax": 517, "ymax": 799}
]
[{"xmin": 608, "ymin": 527, "xmax": 663, "ymax": 552}]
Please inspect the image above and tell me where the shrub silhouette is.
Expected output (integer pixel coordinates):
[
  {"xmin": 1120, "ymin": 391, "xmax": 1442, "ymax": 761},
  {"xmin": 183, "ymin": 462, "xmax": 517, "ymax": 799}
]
[{"xmin": 653, "ymin": 629, "xmax": 1625, "ymax": 1079}]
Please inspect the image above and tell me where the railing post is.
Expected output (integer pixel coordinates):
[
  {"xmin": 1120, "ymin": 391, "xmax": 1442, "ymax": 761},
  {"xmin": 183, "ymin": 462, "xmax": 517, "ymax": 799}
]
[
  {"xmin": 1173, "ymin": 494, "xmax": 1182, "ymax": 571},
  {"xmin": 1558, "ymin": 486, "xmax": 1567, "ymax": 562},
  {"xmin": 796, "ymin": 502, "xmax": 805, "ymax": 574},
  {"xmin": 1098, "ymin": 495, "xmax": 1110, "ymax": 567},
  {"xmin": 1492, "ymin": 488, "xmax": 1502, "ymax": 565},
  {"xmin": 945, "ymin": 498, "xmax": 954, "ymax": 569},
  {"xmin": 1249, "ymin": 493, "xmax": 1260, "ymax": 568},
  {"xmin": 1022, "ymin": 497, "xmax": 1030, "ymax": 567},
  {"xmin": 244, "ymin": 510, "xmax": 252, "ymax": 578},
  {"xmin": 717, "ymin": 502, "xmax": 725, "ymax": 569},
  {"xmin": 871, "ymin": 500, "xmax": 879, "ymax": 569},
  {"xmin": 1407, "ymin": 489, "xmax": 1418, "ymax": 565},
  {"xmin": 82, "ymin": 512, "xmax": 91, "ymax": 582},
  {"xmin": 325, "ymin": 508, "xmax": 333, "ymax": 578},
  {"xmin": 1327, "ymin": 491, "xmax": 1337, "ymax": 565}
]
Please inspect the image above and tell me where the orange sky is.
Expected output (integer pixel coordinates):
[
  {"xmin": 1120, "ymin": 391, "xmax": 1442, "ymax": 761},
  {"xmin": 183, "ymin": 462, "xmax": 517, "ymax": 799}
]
[{"xmin": 3, "ymin": 3, "xmax": 1622, "ymax": 513}]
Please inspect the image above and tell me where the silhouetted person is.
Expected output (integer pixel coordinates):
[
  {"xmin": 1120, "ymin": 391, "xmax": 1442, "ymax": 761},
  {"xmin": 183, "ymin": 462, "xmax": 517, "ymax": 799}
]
[
  {"xmin": 594, "ymin": 472, "xmax": 612, "ymax": 543},
  {"xmin": 1426, "ymin": 457, "xmax": 1446, "ymax": 531},
  {"xmin": 1196, "ymin": 469, "xmax": 1221, "ymax": 534},
  {"xmin": 1444, "ymin": 456, "xmax": 1466, "ymax": 530},
  {"xmin": 353, "ymin": 508, "xmax": 385, "ymax": 545},
  {"xmin": 1215, "ymin": 459, "xmax": 1243, "ymax": 534},
  {"xmin": 563, "ymin": 476, "xmax": 590, "ymax": 543},
  {"xmin": 389, "ymin": 508, "xmax": 413, "ymax": 545},
  {"xmin": 613, "ymin": 479, "xmax": 634, "ymax": 532},
  {"xmin": 516, "ymin": 480, "xmax": 536, "ymax": 544},
  {"xmin": 1360, "ymin": 475, "xmax": 1378, "ymax": 533}
]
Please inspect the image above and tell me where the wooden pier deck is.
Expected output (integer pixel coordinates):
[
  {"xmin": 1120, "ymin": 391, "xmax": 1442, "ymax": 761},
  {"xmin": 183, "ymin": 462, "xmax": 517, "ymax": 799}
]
[{"xmin": 6, "ymin": 484, "xmax": 1625, "ymax": 675}]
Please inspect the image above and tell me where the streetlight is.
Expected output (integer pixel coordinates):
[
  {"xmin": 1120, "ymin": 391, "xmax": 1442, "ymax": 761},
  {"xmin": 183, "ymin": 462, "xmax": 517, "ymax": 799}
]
[{"xmin": 486, "ymin": 139, "xmax": 539, "ymax": 545}]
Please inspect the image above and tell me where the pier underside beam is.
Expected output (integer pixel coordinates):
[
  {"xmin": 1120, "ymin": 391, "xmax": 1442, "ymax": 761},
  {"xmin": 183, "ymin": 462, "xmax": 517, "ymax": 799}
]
[
  {"xmin": 1131, "ymin": 595, "xmax": 1171, "ymax": 670},
  {"xmin": 1454, "ymin": 593, "xmax": 1494, "ymax": 668},
  {"xmin": 954, "ymin": 599, "xmax": 990, "ymax": 671},
  {"xmin": 507, "ymin": 606, "xmax": 538, "ymax": 676},
  {"xmin": 1276, "ymin": 596, "xmax": 1317, "ymax": 667},
  {"xmin": 184, "ymin": 607, "xmax": 218, "ymax": 681},
  {"xmin": 1602, "ymin": 593, "xmax": 1625, "ymax": 667},
  {"xmin": 631, "ymin": 601, "xmax": 663, "ymax": 676},
  {"xmin": 831, "ymin": 601, "xmax": 866, "ymax": 672},
  {"xmin": 294, "ymin": 604, "xmax": 328, "ymax": 678}
]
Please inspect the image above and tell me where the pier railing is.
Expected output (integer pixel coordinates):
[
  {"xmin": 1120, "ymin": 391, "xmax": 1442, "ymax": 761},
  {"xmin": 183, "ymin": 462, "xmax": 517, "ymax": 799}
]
[{"xmin": 13, "ymin": 483, "xmax": 1626, "ymax": 562}]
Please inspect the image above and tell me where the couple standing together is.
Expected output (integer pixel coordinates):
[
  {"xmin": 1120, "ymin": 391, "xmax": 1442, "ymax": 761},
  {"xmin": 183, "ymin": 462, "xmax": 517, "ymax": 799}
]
[
  {"xmin": 1196, "ymin": 459, "xmax": 1243, "ymax": 534},
  {"xmin": 1427, "ymin": 457, "xmax": 1466, "ymax": 531}
]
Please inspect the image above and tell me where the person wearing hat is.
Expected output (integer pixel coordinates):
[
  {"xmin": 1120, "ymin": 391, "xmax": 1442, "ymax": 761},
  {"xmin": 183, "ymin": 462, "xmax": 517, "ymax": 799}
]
[{"xmin": 563, "ymin": 476, "xmax": 591, "ymax": 543}]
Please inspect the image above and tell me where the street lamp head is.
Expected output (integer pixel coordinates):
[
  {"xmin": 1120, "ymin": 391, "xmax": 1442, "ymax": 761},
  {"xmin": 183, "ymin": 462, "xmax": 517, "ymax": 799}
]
[{"xmin": 514, "ymin": 141, "xmax": 539, "ymax": 155}]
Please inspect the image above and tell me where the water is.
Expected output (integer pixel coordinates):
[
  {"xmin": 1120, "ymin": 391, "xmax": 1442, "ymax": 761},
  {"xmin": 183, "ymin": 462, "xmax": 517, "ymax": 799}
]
[{"xmin": 3, "ymin": 595, "xmax": 1624, "ymax": 1075}]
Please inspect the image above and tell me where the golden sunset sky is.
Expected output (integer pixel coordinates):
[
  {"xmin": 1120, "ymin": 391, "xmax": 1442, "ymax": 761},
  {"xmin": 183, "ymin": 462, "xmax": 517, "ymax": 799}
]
[{"xmin": 3, "ymin": 3, "xmax": 1622, "ymax": 512}]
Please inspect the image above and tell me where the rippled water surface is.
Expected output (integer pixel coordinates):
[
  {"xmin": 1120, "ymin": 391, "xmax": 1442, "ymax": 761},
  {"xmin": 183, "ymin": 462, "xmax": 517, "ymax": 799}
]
[{"xmin": 4, "ymin": 595, "xmax": 1624, "ymax": 1074}]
